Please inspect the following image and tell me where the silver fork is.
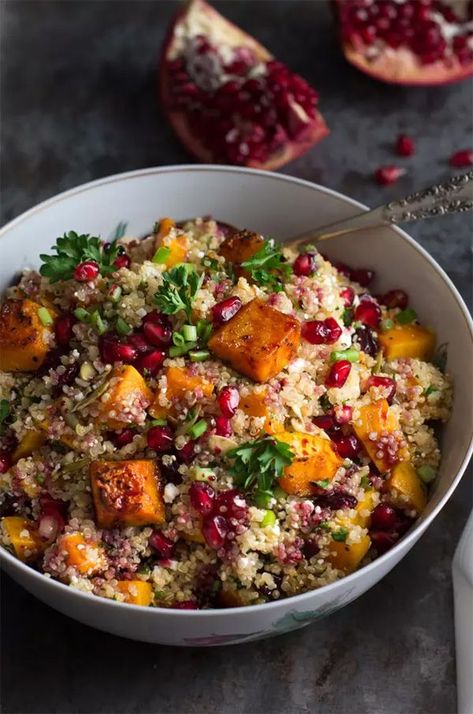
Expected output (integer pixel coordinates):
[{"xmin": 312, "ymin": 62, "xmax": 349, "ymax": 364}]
[{"xmin": 288, "ymin": 170, "xmax": 473, "ymax": 248}]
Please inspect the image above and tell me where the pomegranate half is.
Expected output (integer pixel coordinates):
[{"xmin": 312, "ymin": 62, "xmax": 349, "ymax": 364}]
[
  {"xmin": 159, "ymin": 0, "xmax": 329, "ymax": 170},
  {"xmin": 335, "ymin": 0, "xmax": 473, "ymax": 86}
]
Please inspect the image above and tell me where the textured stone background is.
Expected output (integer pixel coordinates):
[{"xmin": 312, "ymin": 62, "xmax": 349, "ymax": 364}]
[{"xmin": 1, "ymin": 2, "xmax": 472, "ymax": 713}]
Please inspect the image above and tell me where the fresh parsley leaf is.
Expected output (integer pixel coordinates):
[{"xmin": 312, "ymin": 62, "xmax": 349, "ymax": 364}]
[
  {"xmin": 154, "ymin": 264, "xmax": 203, "ymax": 320},
  {"xmin": 359, "ymin": 475, "xmax": 371, "ymax": 490},
  {"xmin": 227, "ymin": 436, "xmax": 294, "ymax": 500},
  {"xmin": 312, "ymin": 479, "xmax": 330, "ymax": 489},
  {"xmin": 395, "ymin": 308, "xmax": 417, "ymax": 325},
  {"xmin": 39, "ymin": 231, "xmax": 119, "ymax": 283},
  {"xmin": 109, "ymin": 221, "xmax": 128, "ymax": 241},
  {"xmin": 424, "ymin": 385, "xmax": 438, "ymax": 397},
  {"xmin": 332, "ymin": 527, "xmax": 349, "ymax": 542},
  {"xmin": 241, "ymin": 239, "xmax": 292, "ymax": 292}
]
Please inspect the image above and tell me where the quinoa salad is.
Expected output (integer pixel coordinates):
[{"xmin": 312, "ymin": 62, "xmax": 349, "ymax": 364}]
[{"xmin": 0, "ymin": 218, "xmax": 452, "ymax": 609}]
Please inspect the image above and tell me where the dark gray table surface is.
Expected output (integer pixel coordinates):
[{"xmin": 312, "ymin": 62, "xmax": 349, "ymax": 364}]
[{"xmin": 1, "ymin": 2, "xmax": 472, "ymax": 713}]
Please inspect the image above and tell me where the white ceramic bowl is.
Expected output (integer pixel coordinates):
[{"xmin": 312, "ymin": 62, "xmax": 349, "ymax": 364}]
[{"xmin": 1, "ymin": 166, "xmax": 472, "ymax": 646}]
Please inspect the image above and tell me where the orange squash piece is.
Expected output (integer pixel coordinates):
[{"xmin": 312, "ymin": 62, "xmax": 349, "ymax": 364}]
[
  {"xmin": 90, "ymin": 459, "xmax": 165, "ymax": 528},
  {"xmin": 0, "ymin": 299, "xmax": 57, "ymax": 372},
  {"xmin": 353, "ymin": 399, "xmax": 408, "ymax": 472},
  {"xmin": 379, "ymin": 324, "xmax": 436, "ymax": 361},
  {"xmin": 149, "ymin": 366, "xmax": 214, "ymax": 419},
  {"xmin": 208, "ymin": 299, "xmax": 301, "ymax": 383},
  {"xmin": 240, "ymin": 390, "xmax": 284, "ymax": 434},
  {"xmin": 12, "ymin": 430, "xmax": 46, "ymax": 463},
  {"xmin": 327, "ymin": 534, "xmax": 371, "ymax": 574},
  {"xmin": 58, "ymin": 532, "xmax": 106, "ymax": 575},
  {"xmin": 1, "ymin": 516, "xmax": 45, "ymax": 562},
  {"xmin": 96, "ymin": 364, "xmax": 153, "ymax": 430},
  {"xmin": 387, "ymin": 461, "xmax": 427, "ymax": 514},
  {"xmin": 116, "ymin": 580, "xmax": 153, "ymax": 606},
  {"xmin": 277, "ymin": 431, "xmax": 342, "ymax": 496},
  {"xmin": 154, "ymin": 218, "xmax": 188, "ymax": 268},
  {"xmin": 219, "ymin": 229, "xmax": 264, "ymax": 265}
]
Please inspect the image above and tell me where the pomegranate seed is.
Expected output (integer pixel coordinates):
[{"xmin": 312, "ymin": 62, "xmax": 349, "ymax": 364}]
[
  {"xmin": 99, "ymin": 334, "xmax": 137, "ymax": 364},
  {"xmin": 333, "ymin": 433, "xmax": 362, "ymax": 459},
  {"xmin": 449, "ymin": 149, "xmax": 473, "ymax": 168},
  {"xmin": 149, "ymin": 531, "xmax": 175, "ymax": 558},
  {"xmin": 215, "ymin": 416, "xmax": 233, "ymax": 437},
  {"xmin": 54, "ymin": 314, "xmax": 75, "ymax": 348},
  {"xmin": 0, "ymin": 452, "xmax": 13, "ymax": 474},
  {"xmin": 315, "ymin": 490, "xmax": 358, "ymax": 510},
  {"xmin": 355, "ymin": 298, "xmax": 381, "ymax": 329},
  {"xmin": 379, "ymin": 289, "xmax": 408, "ymax": 309},
  {"xmin": 302, "ymin": 539, "xmax": 320, "ymax": 559},
  {"xmin": 340, "ymin": 287, "xmax": 355, "ymax": 306},
  {"xmin": 134, "ymin": 349, "xmax": 166, "ymax": 376},
  {"xmin": 350, "ymin": 268, "xmax": 374, "ymax": 287},
  {"xmin": 147, "ymin": 425, "xmax": 174, "ymax": 452},
  {"xmin": 108, "ymin": 428, "xmax": 135, "ymax": 447},
  {"xmin": 313, "ymin": 414, "xmax": 337, "ymax": 432},
  {"xmin": 172, "ymin": 600, "xmax": 199, "ymax": 609},
  {"xmin": 113, "ymin": 253, "xmax": 131, "ymax": 269},
  {"xmin": 366, "ymin": 375, "xmax": 396, "ymax": 403},
  {"xmin": 202, "ymin": 514, "xmax": 228, "ymax": 549},
  {"xmin": 215, "ymin": 489, "xmax": 248, "ymax": 521},
  {"xmin": 189, "ymin": 481, "xmax": 215, "ymax": 515},
  {"xmin": 375, "ymin": 166, "xmax": 405, "ymax": 186},
  {"xmin": 73, "ymin": 260, "xmax": 100, "ymax": 282},
  {"xmin": 51, "ymin": 362, "xmax": 80, "ymax": 398},
  {"xmin": 175, "ymin": 440, "xmax": 195, "ymax": 463},
  {"xmin": 370, "ymin": 503, "xmax": 398, "ymax": 530},
  {"xmin": 354, "ymin": 325, "xmax": 379, "ymax": 357},
  {"xmin": 325, "ymin": 360, "xmax": 351, "ymax": 388},
  {"xmin": 143, "ymin": 321, "xmax": 172, "ymax": 347},
  {"xmin": 128, "ymin": 331, "xmax": 152, "ymax": 354},
  {"xmin": 302, "ymin": 317, "xmax": 342, "ymax": 345},
  {"xmin": 143, "ymin": 310, "xmax": 171, "ymax": 327},
  {"xmin": 396, "ymin": 134, "xmax": 415, "ymax": 157},
  {"xmin": 334, "ymin": 405, "xmax": 353, "ymax": 424},
  {"xmin": 370, "ymin": 530, "xmax": 398, "ymax": 554},
  {"xmin": 38, "ymin": 514, "xmax": 62, "ymax": 541},
  {"xmin": 211, "ymin": 296, "xmax": 242, "ymax": 326},
  {"xmin": 39, "ymin": 496, "xmax": 66, "ymax": 536},
  {"xmin": 293, "ymin": 253, "xmax": 316, "ymax": 277},
  {"xmin": 217, "ymin": 386, "xmax": 240, "ymax": 417}
]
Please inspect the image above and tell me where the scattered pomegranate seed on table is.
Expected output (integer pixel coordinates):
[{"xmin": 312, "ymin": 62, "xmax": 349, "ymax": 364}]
[
  {"xmin": 449, "ymin": 149, "xmax": 473, "ymax": 168},
  {"xmin": 375, "ymin": 166, "xmax": 406, "ymax": 186},
  {"xmin": 395, "ymin": 134, "xmax": 415, "ymax": 157}
]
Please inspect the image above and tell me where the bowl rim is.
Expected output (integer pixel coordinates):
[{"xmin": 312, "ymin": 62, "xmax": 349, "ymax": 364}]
[{"xmin": 1, "ymin": 163, "xmax": 472, "ymax": 617}]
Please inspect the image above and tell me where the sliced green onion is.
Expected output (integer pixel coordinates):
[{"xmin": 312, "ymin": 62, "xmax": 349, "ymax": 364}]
[
  {"xmin": 109, "ymin": 285, "xmax": 122, "ymax": 303},
  {"xmin": 332, "ymin": 527, "xmax": 349, "ymax": 542},
  {"xmin": 417, "ymin": 465, "xmax": 436, "ymax": 484},
  {"xmin": 90, "ymin": 310, "xmax": 107, "ymax": 335},
  {"xmin": 196, "ymin": 319, "xmax": 213, "ymax": 343},
  {"xmin": 152, "ymin": 246, "xmax": 171, "ymax": 264},
  {"xmin": 189, "ymin": 350, "xmax": 210, "ymax": 362},
  {"xmin": 359, "ymin": 474, "xmax": 371, "ymax": 490},
  {"xmin": 192, "ymin": 467, "xmax": 215, "ymax": 482},
  {"xmin": 182, "ymin": 324, "xmax": 197, "ymax": 342},
  {"xmin": 116, "ymin": 317, "xmax": 132, "ymax": 336},
  {"xmin": 260, "ymin": 510, "xmax": 277, "ymax": 528},
  {"xmin": 73, "ymin": 307, "xmax": 90, "ymax": 322},
  {"xmin": 312, "ymin": 479, "xmax": 330, "ymax": 489},
  {"xmin": 38, "ymin": 307, "xmax": 54, "ymax": 326},
  {"xmin": 172, "ymin": 331, "xmax": 185, "ymax": 346},
  {"xmin": 396, "ymin": 308, "xmax": 417, "ymax": 325},
  {"xmin": 380, "ymin": 318, "xmax": 394, "ymax": 332},
  {"xmin": 169, "ymin": 342, "xmax": 197, "ymax": 357},
  {"xmin": 149, "ymin": 418, "xmax": 167, "ymax": 426},
  {"xmin": 330, "ymin": 347, "xmax": 359, "ymax": 363},
  {"xmin": 188, "ymin": 419, "xmax": 207, "ymax": 440},
  {"xmin": 254, "ymin": 490, "xmax": 274, "ymax": 508}
]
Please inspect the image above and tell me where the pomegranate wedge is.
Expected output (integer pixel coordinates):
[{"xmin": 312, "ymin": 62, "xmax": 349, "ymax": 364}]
[
  {"xmin": 335, "ymin": 0, "xmax": 473, "ymax": 86},
  {"xmin": 159, "ymin": 0, "xmax": 329, "ymax": 169}
]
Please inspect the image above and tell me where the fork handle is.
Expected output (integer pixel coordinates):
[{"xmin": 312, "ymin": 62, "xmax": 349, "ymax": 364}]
[{"xmin": 291, "ymin": 170, "xmax": 473, "ymax": 247}]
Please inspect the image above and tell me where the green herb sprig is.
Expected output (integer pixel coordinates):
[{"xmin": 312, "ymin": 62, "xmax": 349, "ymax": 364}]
[
  {"xmin": 0, "ymin": 399, "xmax": 10, "ymax": 435},
  {"xmin": 154, "ymin": 264, "xmax": 203, "ymax": 321},
  {"xmin": 227, "ymin": 436, "xmax": 294, "ymax": 503},
  {"xmin": 241, "ymin": 239, "xmax": 292, "ymax": 293},
  {"xmin": 40, "ymin": 232, "xmax": 119, "ymax": 283}
]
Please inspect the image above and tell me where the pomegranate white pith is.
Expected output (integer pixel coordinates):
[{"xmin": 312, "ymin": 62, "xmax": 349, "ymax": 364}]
[
  {"xmin": 336, "ymin": 0, "xmax": 473, "ymax": 85},
  {"xmin": 159, "ymin": 0, "xmax": 329, "ymax": 170}
]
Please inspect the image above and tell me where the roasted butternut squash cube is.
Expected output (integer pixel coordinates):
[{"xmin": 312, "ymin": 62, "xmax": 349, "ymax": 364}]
[
  {"xmin": 154, "ymin": 218, "xmax": 189, "ymax": 268},
  {"xmin": 217, "ymin": 583, "xmax": 247, "ymax": 607},
  {"xmin": 208, "ymin": 299, "xmax": 301, "ymax": 382},
  {"xmin": 353, "ymin": 399, "xmax": 408, "ymax": 472},
  {"xmin": 219, "ymin": 229, "xmax": 264, "ymax": 265},
  {"xmin": 149, "ymin": 366, "xmax": 214, "ymax": 419},
  {"xmin": 90, "ymin": 459, "xmax": 165, "ymax": 528},
  {"xmin": 1, "ymin": 516, "xmax": 45, "ymax": 562},
  {"xmin": 96, "ymin": 365, "xmax": 153, "ymax": 430},
  {"xmin": 58, "ymin": 532, "xmax": 106, "ymax": 575},
  {"xmin": 327, "ymin": 534, "xmax": 371, "ymax": 574},
  {"xmin": 116, "ymin": 580, "xmax": 153, "ymax": 606},
  {"xmin": 12, "ymin": 430, "xmax": 46, "ymax": 463},
  {"xmin": 239, "ymin": 390, "xmax": 284, "ymax": 434},
  {"xmin": 354, "ymin": 489, "xmax": 379, "ymax": 527},
  {"xmin": 0, "ymin": 299, "xmax": 57, "ymax": 372},
  {"xmin": 379, "ymin": 324, "xmax": 436, "ymax": 361},
  {"xmin": 387, "ymin": 461, "xmax": 427, "ymax": 514},
  {"xmin": 277, "ymin": 431, "xmax": 342, "ymax": 496}
]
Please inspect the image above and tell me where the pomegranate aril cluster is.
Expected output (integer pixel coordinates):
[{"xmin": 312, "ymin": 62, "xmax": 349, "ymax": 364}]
[{"xmin": 189, "ymin": 484, "xmax": 248, "ymax": 550}]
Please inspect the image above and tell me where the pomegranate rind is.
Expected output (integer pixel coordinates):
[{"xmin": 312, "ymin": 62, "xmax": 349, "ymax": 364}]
[{"xmin": 159, "ymin": 0, "xmax": 329, "ymax": 170}]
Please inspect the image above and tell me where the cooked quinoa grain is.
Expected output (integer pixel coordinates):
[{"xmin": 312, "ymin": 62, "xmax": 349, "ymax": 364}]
[{"xmin": 0, "ymin": 218, "xmax": 452, "ymax": 608}]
